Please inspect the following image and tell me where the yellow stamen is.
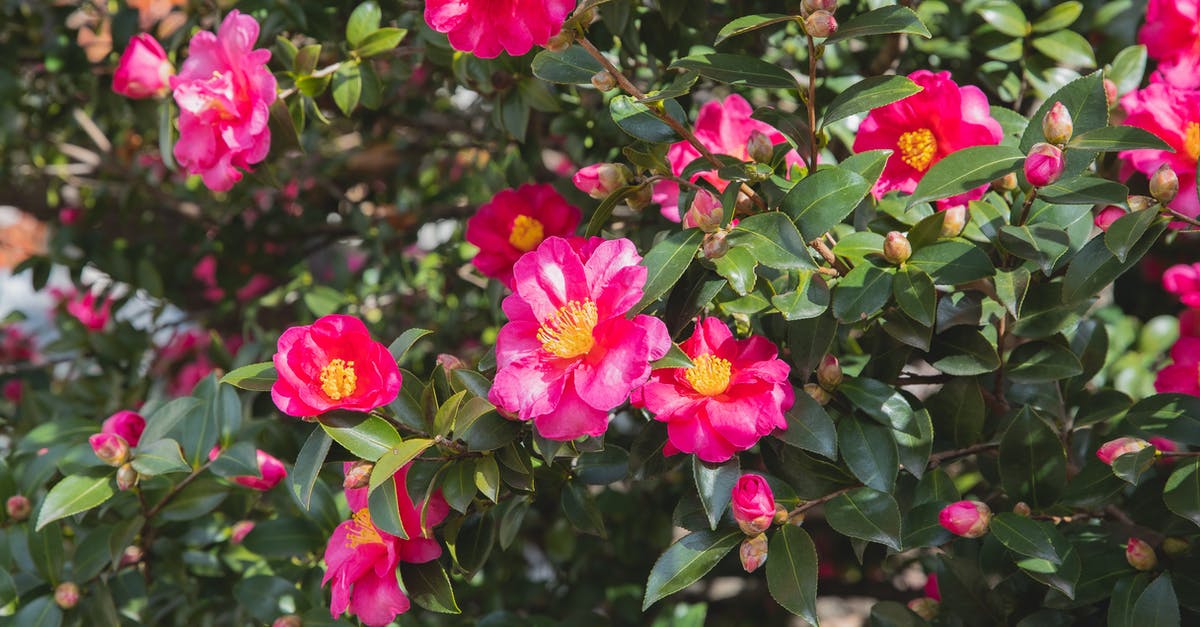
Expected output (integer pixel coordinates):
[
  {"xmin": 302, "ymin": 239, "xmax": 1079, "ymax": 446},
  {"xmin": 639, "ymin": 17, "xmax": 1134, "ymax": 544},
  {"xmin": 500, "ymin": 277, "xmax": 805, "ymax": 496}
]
[
  {"xmin": 508, "ymin": 215, "xmax": 546, "ymax": 252},
  {"xmin": 319, "ymin": 359, "xmax": 357, "ymax": 400},
  {"xmin": 1185, "ymin": 122, "xmax": 1200, "ymax": 162},
  {"xmin": 897, "ymin": 128, "xmax": 938, "ymax": 172},
  {"xmin": 537, "ymin": 300, "xmax": 598, "ymax": 359},
  {"xmin": 686, "ymin": 353, "xmax": 733, "ymax": 397},
  {"xmin": 345, "ymin": 509, "xmax": 383, "ymax": 549}
]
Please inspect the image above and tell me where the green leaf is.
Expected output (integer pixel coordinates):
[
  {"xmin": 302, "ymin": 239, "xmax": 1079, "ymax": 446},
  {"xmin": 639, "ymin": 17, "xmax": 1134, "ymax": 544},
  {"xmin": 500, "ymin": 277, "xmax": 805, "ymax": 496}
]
[
  {"xmin": 926, "ymin": 378, "xmax": 985, "ymax": 447},
  {"xmin": 839, "ymin": 149, "xmax": 893, "ymax": 190},
  {"xmin": 821, "ymin": 75, "xmax": 923, "ymax": 127},
  {"xmin": 1033, "ymin": 1, "xmax": 1082, "ymax": 32},
  {"xmin": 0, "ymin": 568, "xmax": 16, "ymax": 609},
  {"xmin": 576, "ymin": 446, "xmax": 630, "ymax": 485},
  {"xmin": 159, "ymin": 97, "xmax": 176, "ymax": 171},
  {"xmin": 998, "ymin": 224, "xmax": 1071, "ymax": 274},
  {"xmin": 1006, "ymin": 340, "xmax": 1084, "ymax": 383},
  {"xmin": 839, "ymin": 377, "xmax": 913, "ymax": 430},
  {"xmin": 447, "ymin": 511, "xmax": 495, "ymax": 575},
  {"xmin": 1105, "ymin": 209, "xmax": 1164, "ymax": 263},
  {"xmin": 220, "ymin": 362, "xmax": 277, "ymax": 392},
  {"xmin": 332, "ymin": 61, "xmax": 362, "ymax": 116},
  {"xmin": 999, "ymin": 408, "xmax": 1067, "ymax": 507},
  {"xmin": 1018, "ymin": 544, "xmax": 1080, "ymax": 600},
  {"xmin": 1111, "ymin": 447, "xmax": 1157, "ymax": 485},
  {"xmin": 497, "ymin": 497, "xmax": 531, "ymax": 549},
  {"xmin": 401, "ymin": 561, "xmax": 461, "ymax": 614},
  {"xmin": 907, "ymin": 145, "xmax": 1025, "ymax": 207},
  {"xmin": 355, "ymin": 27, "xmax": 406, "ymax": 58},
  {"xmin": 1068, "ymin": 126, "xmax": 1172, "ymax": 152},
  {"xmin": 474, "ymin": 455, "xmax": 500, "ymax": 502},
  {"xmin": 1131, "ymin": 574, "xmax": 1181, "ymax": 627},
  {"xmin": 775, "ymin": 387, "xmax": 838, "ymax": 460},
  {"xmin": 693, "ymin": 457, "xmax": 740, "ymax": 531},
  {"xmin": 833, "ymin": 264, "xmax": 893, "ymax": 323},
  {"xmin": 713, "ymin": 246, "xmax": 757, "ymax": 295},
  {"xmin": 825, "ymin": 488, "xmax": 902, "ymax": 551},
  {"xmin": 441, "ymin": 461, "xmax": 476, "ymax": 514},
  {"xmin": 139, "ymin": 397, "xmax": 202, "ymax": 446},
  {"xmin": 1109, "ymin": 574, "xmax": 1151, "ymax": 627},
  {"xmin": 781, "ymin": 167, "xmax": 872, "ymax": 241},
  {"xmin": 727, "ymin": 212, "xmax": 817, "ymax": 270},
  {"xmin": 907, "ymin": 239, "xmax": 995, "ymax": 284},
  {"xmin": 989, "ymin": 512, "xmax": 1064, "ymax": 564},
  {"xmin": 893, "ymin": 266, "xmax": 936, "ymax": 327},
  {"xmin": 242, "ymin": 517, "xmax": 323, "ymax": 558},
  {"xmin": 978, "ymin": 1, "xmax": 1029, "ymax": 38},
  {"xmin": 715, "ymin": 14, "xmax": 793, "ymax": 44},
  {"xmin": 771, "ymin": 271, "xmax": 830, "ymax": 321},
  {"xmin": 610, "ymin": 95, "xmax": 687, "ymax": 143},
  {"xmin": 838, "ymin": 415, "xmax": 898, "ymax": 493},
  {"xmin": 562, "ymin": 480, "xmax": 606, "ymax": 536},
  {"xmin": 1031, "ymin": 30, "xmax": 1096, "ymax": 68},
  {"xmin": 1020, "ymin": 72, "xmax": 1108, "ymax": 174},
  {"xmin": 36, "ymin": 471, "xmax": 115, "ymax": 530},
  {"xmin": 832, "ymin": 231, "xmax": 885, "ymax": 265},
  {"xmin": 902, "ymin": 501, "xmax": 954, "ymax": 548},
  {"xmin": 639, "ymin": 71, "xmax": 700, "ymax": 103},
  {"xmin": 185, "ymin": 376, "xmax": 239, "ymax": 468},
  {"xmin": 369, "ymin": 438, "xmax": 435, "ymax": 492},
  {"xmin": 927, "ymin": 327, "xmax": 1001, "ymax": 375},
  {"xmin": 1126, "ymin": 395, "xmax": 1200, "ymax": 445},
  {"xmin": 368, "ymin": 476, "xmax": 408, "ymax": 539},
  {"xmin": 388, "ymin": 328, "xmax": 433, "ymax": 365},
  {"xmin": 1040, "ymin": 175, "xmax": 1129, "ymax": 205},
  {"xmin": 531, "ymin": 46, "xmax": 604, "ymax": 84},
  {"xmin": 633, "ymin": 228, "xmax": 704, "ymax": 313},
  {"xmin": 291, "ymin": 428, "xmax": 331, "ymax": 510},
  {"xmin": 28, "ymin": 518, "xmax": 64, "ymax": 582},
  {"xmin": 642, "ymin": 529, "xmax": 741, "ymax": 610},
  {"xmin": 825, "ymin": 6, "xmax": 931, "ymax": 45},
  {"xmin": 346, "ymin": 1, "xmax": 381, "ymax": 47},
  {"xmin": 765, "ymin": 525, "xmax": 819, "ymax": 623},
  {"xmin": 1063, "ymin": 220, "xmax": 1167, "ymax": 303},
  {"xmin": 1163, "ymin": 460, "xmax": 1200, "ymax": 528},
  {"xmin": 130, "ymin": 439, "xmax": 190, "ymax": 477},
  {"xmin": 318, "ymin": 412, "xmax": 404, "ymax": 461},
  {"xmin": 1109, "ymin": 45, "xmax": 1149, "ymax": 95},
  {"xmin": 13, "ymin": 596, "xmax": 62, "ymax": 627},
  {"xmin": 670, "ymin": 53, "xmax": 797, "ymax": 89}
]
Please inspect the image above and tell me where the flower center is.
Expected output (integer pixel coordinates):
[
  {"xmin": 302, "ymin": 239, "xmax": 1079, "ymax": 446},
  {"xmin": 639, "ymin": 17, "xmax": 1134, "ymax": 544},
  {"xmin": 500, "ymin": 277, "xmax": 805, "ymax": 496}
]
[
  {"xmin": 508, "ymin": 215, "xmax": 546, "ymax": 252},
  {"xmin": 345, "ymin": 508, "xmax": 383, "ymax": 549},
  {"xmin": 897, "ymin": 128, "xmax": 938, "ymax": 172},
  {"xmin": 1185, "ymin": 122, "xmax": 1200, "ymax": 163},
  {"xmin": 319, "ymin": 359, "xmax": 357, "ymax": 400},
  {"xmin": 685, "ymin": 353, "xmax": 732, "ymax": 397},
  {"xmin": 537, "ymin": 300, "xmax": 598, "ymax": 359}
]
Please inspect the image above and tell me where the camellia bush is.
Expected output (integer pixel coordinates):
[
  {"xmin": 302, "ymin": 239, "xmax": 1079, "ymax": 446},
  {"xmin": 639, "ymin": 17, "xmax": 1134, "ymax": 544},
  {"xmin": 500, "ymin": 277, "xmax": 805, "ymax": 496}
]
[{"xmin": 5, "ymin": 0, "xmax": 1200, "ymax": 625}]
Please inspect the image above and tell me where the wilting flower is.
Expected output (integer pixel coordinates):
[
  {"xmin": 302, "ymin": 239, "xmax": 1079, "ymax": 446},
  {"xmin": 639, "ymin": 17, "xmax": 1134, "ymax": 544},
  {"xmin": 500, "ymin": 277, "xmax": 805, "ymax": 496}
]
[
  {"xmin": 113, "ymin": 34, "xmax": 173, "ymax": 99},
  {"xmin": 853, "ymin": 70, "xmax": 1003, "ymax": 210},
  {"xmin": 938, "ymin": 500, "xmax": 992, "ymax": 538},
  {"xmin": 1155, "ymin": 337, "xmax": 1200, "ymax": 396},
  {"xmin": 1120, "ymin": 81, "xmax": 1200, "ymax": 220},
  {"xmin": 489, "ymin": 237, "xmax": 670, "ymax": 440},
  {"xmin": 1138, "ymin": 0, "xmax": 1200, "ymax": 89},
  {"xmin": 323, "ymin": 463, "xmax": 449, "ymax": 626},
  {"xmin": 424, "ymin": 0, "xmax": 575, "ymax": 59},
  {"xmin": 171, "ymin": 10, "xmax": 276, "ymax": 191},
  {"xmin": 1096, "ymin": 437, "xmax": 1153, "ymax": 465},
  {"xmin": 731, "ymin": 474, "xmax": 776, "ymax": 535},
  {"xmin": 635, "ymin": 318, "xmax": 793, "ymax": 463},
  {"xmin": 1126, "ymin": 537, "xmax": 1158, "ymax": 571},
  {"xmin": 209, "ymin": 447, "xmax": 287, "ymax": 491},
  {"xmin": 653, "ymin": 94, "xmax": 803, "ymax": 221},
  {"xmin": 62, "ymin": 289, "xmax": 114, "ymax": 332},
  {"xmin": 271, "ymin": 315, "xmax": 402, "ymax": 417},
  {"xmin": 464, "ymin": 184, "xmax": 582, "ymax": 288}
]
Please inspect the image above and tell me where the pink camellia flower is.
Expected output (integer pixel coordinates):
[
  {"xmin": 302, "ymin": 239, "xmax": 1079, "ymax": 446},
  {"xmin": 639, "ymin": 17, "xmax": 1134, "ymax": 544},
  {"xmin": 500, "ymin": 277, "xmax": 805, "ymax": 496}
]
[
  {"xmin": 653, "ymin": 94, "xmax": 803, "ymax": 221},
  {"xmin": 1155, "ymin": 336, "xmax": 1200, "ymax": 396},
  {"xmin": 323, "ymin": 463, "xmax": 449, "ymax": 626},
  {"xmin": 209, "ymin": 447, "xmax": 287, "ymax": 491},
  {"xmin": 271, "ymin": 315, "xmax": 402, "ymax": 417},
  {"xmin": 424, "ymin": 0, "xmax": 575, "ymax": 59},
  {"xmin": 731, "ymin": 474, "xmax": 776, "ymax": 536},
  {"xmin": 1126, "ymin": 537, "xmax": 1158, "ymax": 571},
  {"xmin": 59, "ymin": 207, "xmax": 83, "ymax": 225},
  {"xmin": 1096, "ymin": 436, "xmax": 1152, "ymax": 465},
  {"xmin": 113, "ymin": 34, "xmax": 174, "ymax": 99},
  {"xmin": 0, "ymin": 325, "xmax": 36, "ymax": 364},
  {"xmin": 464, "ymin": 184, "xmax": 582, "ymax": 288},
  {"xmin": 63, "ymin": 290, "xmax": 113, "ymax": 332},
  {"xmin": 853, "ymin": 70, "xmax": 1004, "ymax": 210},
  {"xmin": 924, "ymin": 572, "xmax": 940, "ymax": 602},
  {"xmin": 1094, "ymin": 206, "xmax": 1126, "ymax": 231},
  {"xmin": 634, "ymin": 318, "xmax": 793, "ymax": 463},
  {"xmin": 938, "ymin": 500, "xmax": 992, "ymax": 538},
  {"xmin": 1120, "ymin": 81, "xmax": 1200, "ymax": 221},
  {"xmin": 2, "ymin": 380, "xmax": 20, "ymax": 403},
  {"xmin": 102, "ymin": 410, "xmax": 146, "ymax": 447},
  {"xmin": 1163, "ymin": 263, "xmax": 1200, "ymax": 307},
  {"xmin": 1139, "ymin": 0, "xmax": 1200, "ymax": 90},
  {"xmin": 489, "ymin": 237, "xmax": 670, "ymax": 441},
  {"xmin": 170, "ymin": 10, "xmax": 276, "ymax": 192}
]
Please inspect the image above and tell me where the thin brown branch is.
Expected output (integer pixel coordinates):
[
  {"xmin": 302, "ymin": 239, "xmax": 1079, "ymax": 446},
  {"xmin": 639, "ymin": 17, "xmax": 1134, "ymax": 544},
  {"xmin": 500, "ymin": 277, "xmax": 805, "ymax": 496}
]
[{"xmin": 927, "ymin": 442, "xmax": 999, "ymax": 468}]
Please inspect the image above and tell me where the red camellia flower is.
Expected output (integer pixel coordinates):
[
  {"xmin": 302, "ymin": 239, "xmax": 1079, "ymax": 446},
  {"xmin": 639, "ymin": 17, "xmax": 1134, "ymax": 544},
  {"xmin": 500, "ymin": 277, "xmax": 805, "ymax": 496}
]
[
  {"xmin": 1120, "ymin": 81, "xmax": 1200, "ymax": 221},
  {"xmin": 634, "ymin": 318, "xmax": 793, "ymax": 463},
  {"xmin": 271, "ymin": 315, "xmax": 401, "ymax": 417},
  {"xmin": 464, "ymin": 184, "xmax": 582, "ymax": 288},
  {"xmin": 424, "ymin": 0, "xmax": 575, "ymax": 59},
  {"xmin": 853, "ymin": 70, "xmax": 1003, "ymax": 210}
]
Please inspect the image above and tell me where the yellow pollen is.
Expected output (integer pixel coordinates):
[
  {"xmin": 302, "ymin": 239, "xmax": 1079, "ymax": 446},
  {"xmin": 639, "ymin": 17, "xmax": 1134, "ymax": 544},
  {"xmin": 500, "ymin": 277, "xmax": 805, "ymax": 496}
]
[
  {"xmin": 508, "ymin": 215, "xmax": 546, "ymax": 252},
  {"xmin": 1185, "ymin": 122, "xmax": 1200, "ymax": 162},
  {"xmin": 319, "ymin": 359, "xmax": 357, "ymax": 400},
  {"xmin": 897, "ymin": 128, "xmax": 938, "ymax": 172},
  {"xmin": 685, "ymin": 353, "xmax": 733, "ymax": 397},
  {"xmin": 537, "ymin": 300, "xmax": 598, "ymax": 359},
  {"xmin": 345, "ymin": 509, "xmax": 383, "ymax": 549}
]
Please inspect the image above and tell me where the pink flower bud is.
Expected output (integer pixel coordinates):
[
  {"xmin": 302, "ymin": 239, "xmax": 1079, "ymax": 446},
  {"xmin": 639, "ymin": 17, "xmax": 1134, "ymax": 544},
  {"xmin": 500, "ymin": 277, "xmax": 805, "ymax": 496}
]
[
  {"xmin": 683, "ymin": 190, "xmax": 725, "ymax": 233},
  {"xmin": 436, "ymin": 353, "xmax": 467, "ymax": 375},
  {"xmin": 89, "ymin": 432, "xmax": 130, "ymax": 467},
  {"xmin": 701, "ymin": 230, "xmax": 730, "ymax": 259},
  {"xmin": 116, "ymin": 463, "xmax": 139, "ymax": 491},
  {"xmin": 1096, "ymin": 437, "xmax": 1151, "ymax": 465},
  {"xmin": 924, "ymin": 572, "xmax": 940, "ymax": 601},
  {"xmin": 805, "ymin": 11, "xmax": 838, "ymax": 37},
  {"xmin": 732, "ymin": 474, "xmax": 776, "ymax": 535},
  {"xmin": 1126, "ymin": 537, "xmax": 1157, "ymax": 571},
  {"xmin": 938, "ymin": 500, "xmax": 991, "ymax": 538},
  {"xmin": 1104, "ymin": 79, "xmax": 1118, "ymax": 110},
  {"xmin": 101, "ymin": 410, "xmax": 146, "ymax": 448},
  {"xmin": 120, "ymin": 545, "xmax": 143, "ymax": 567},
  {"xmin": 883, "ymin": 231, "xmax": 912, "ymax": 265},
  {"xmin": 343, "ymin": 461, "xmax": 374, "ymax": 490},
  {"xmin": 907, "ymin": 598, "xmax": 940, "ymax": 620},
  {"xmin": 230, "ymin": 520, "xmax": 255, "ymax": 544},
  {"xmin": 1041, "ymin": 101, "xmax": 1073, "ymax": 145},
  {"xmin": 6, "ymin": 495, "xmax": 31, "ymax": 521},
  {"xmin": 940, "ymin": 205, "xmax": 968, "ymax": 238},
  {"xmin": 817, "ymin": 354, "xmax": 843, "ymax": 390},
  {"xmin": 739, "ymin": 532, "xmax": 769, "ymax": 572},
  {"xmin": 591, "ymin": 70, "xmax": 617, "ymax": 91},
  {"xmin": 803, "ymin": 0, "xmax": 839, "ymax": 13},
  {"xmin": 1094, "ymin": 206, "xmax": 1126, "ymax": 231},
  {"xmin": 573, "ymin": 164, "xmax": 629, "ymax": 200},
  {"xmin": 1013, "ymin": 502, "xmax": 1032, "ymax": 517},
  {"xmin": 747, "ymin": 130, "xmax": 774, "ymax": 164},
  {"xmin": 804, "ymin": 382, "xmax": 832, "ymax": 405},
  {"xmin": 54, "ymin": 582, "xmax": 80, "ymax": 609},
  {"xmin": 1024, "ymin": 143, "xmax": 1064, "ymax": 187},
  {"xmin": 1150, "ymin": 164, "xmax": 1179, "ymax": 204},
  {"xmin": 112, "ymin": 34, "xmax": 174, "ymax": 99},
  {"xmin": 272, "ymin": 615, "xmax": 303, "ymax": 627}
]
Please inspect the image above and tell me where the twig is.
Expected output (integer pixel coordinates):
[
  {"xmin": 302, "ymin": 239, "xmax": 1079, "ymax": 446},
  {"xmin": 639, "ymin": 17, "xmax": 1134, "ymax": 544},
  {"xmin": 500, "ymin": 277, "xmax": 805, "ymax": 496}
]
[
  {"xmin": 1167, "ymin": 209, "xmax": 1200, "ymax": 229},
  {"xmin": 805, "ymin": 35, "xmax": 819, "ymax": 173},
  {"xmin": 927, "ymin": 442, "xmax": 999, "ymax": 468},
  {"xmin": 789, "ymin": 486, "xmax": 856, "ymax": 516}
]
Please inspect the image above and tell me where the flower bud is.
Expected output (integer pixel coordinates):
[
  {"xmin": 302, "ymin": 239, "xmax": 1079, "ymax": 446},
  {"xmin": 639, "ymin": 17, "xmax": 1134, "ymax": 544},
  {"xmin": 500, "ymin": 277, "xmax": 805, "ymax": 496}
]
[
  {"xmin": 924, "ymin": 572, "xmax": 940, "ymax": 601},
  {"xmin": 112, "ymin": 34, "xmax": 174, "ymax": 99},
  {"xmin": 573, "ymin": 163, "xmax": 630, "ymax": 200},
  {"xmin": 1128, "ymin": 195, "xmax": 1156, "ymax": 212},
  {"xmin": 1162, "ymin": 537, "xmax": 1190, "ymax": 556},
  {"xmin": 1104, "ymin": 78, "xmax": 1119, "ymax": 110},
  {"xmin": 993, "ymin": 172, "xmax": 1019, "ymax": 192},
  {"xmin": 230, "ymin": 520, "xmax": 255, "ymax": 544},
  {"xmin": 1012, "ymin": 502, "xmax": 1031, "ymax": 517},
  {"xmin": 804, "ymin": 382, "xmax": 832, "ymax": 406},
  {"xmin": 907, "ymin": 598, "xmax": 940, "ymax": 620},
  {"xmin": 804, "ymin": 11, "xmax": 838, "ymax": 38},
  {"xmin": 701, "ymin": 230, "xmax": 730, "ymax": 260},
  {"xmin": 272, "ymin": 615, "xmax": 303, "ymax": 627},
  {"xmin": 803, "ymin": 0, "xmax": 839, "ymax": 13},
  {"xmin": 816, "ymin": 354, "xmax": 843, "ymax": 390},
  {"xmin": 89, "ymin": 432, "xmax": 130, "ymax": 467},
  {"xmin": 1094, "ymin": 206, "xmax": 1126, "ymax": 231},
  {"xmin": 1041, "ymin": 101, "xmax": 1073, "ymax": 145},
  {"xmin": 739, "ymin": 533, "xmax": 769, "ymax": 573},
  {"xmin": 1096, "ymin": 436, "xmax": 1151, "ymax": 465},
  {"xmin": 883, "ymin": 231, "xmax": 912, "ymax": 265},
  {"xmin": 1149, "ymin": 163, "xmax": 1179, "ymax": 205},
  {"xmin": 938, "ymin": 500, "xmax": 991, "ymax": 538},
  {"xmin": 116, "ymin": 463, "xmax": 139, "ymax": 491},
  {"xmin": 683, "ymin": 190, "xmax": 724, "ymax": 233},
  {"xmin": 544, "ymin": 29, "xmax": 573, "ymax": 52},
  {"xmin": 54, "ymin": 582, "xmax": 80, "ymax": 609},
  {"xmin": 940, "ymin": 206, "xmax": 968, "ymax": 238},
  {"xmin": 6, "ymin": 494, "xmax": 31, "ymax": 521},
  {"xmin": 59, "ymin": 207, "xmax": 83, "ymax": 225},
  {"xmin": 1024, "ymin": 142, "xmax": 1065, "ymax": 187},
  {"xmin": 1126, "ymin": 537, "xmax": 1158, "ymax": 571},
  {"xmin": 590, "ymin": 70, "xmax": 617, "ymax": 91},
  {"xmin": 732, "ymin": 474, "xmax": 776, "ymax": 535},
  {"xmin": 773, "ymin": 504, "xmax": 789, "ymax": 525},
  {"xmin": 120, "ymin": 545, "xmax": 143, "ymax": 567},
  {"xmin": 625, "ymin": 183, "xmax": 654, "ymax": 211},
  {"xmin": 344, "ymin": 461, "xmax": 374, "ymax": 490},
  {"xmin": 747, "ymin": 130, "xmax": 774, "ymax": 164},
  {"xmin": 436, "ymin": 353, "xmax": 467, "ymax": 375}
]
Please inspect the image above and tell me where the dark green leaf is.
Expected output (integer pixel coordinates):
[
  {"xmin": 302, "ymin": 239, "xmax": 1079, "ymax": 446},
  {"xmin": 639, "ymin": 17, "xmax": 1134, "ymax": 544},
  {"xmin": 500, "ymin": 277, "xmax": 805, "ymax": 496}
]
[
  {"xmin": 1006, "ymin": 340, "xmax": 1084, "ymax": 383},
  {"xmin": 1039, "ymin": 176, "xmax": 1129, "ymax": 205},
  {"xmin": 999, "ymin": 408, "xmax": 1067, "ymax": 507},
  {"xmin": 13, "ymin": 596, "xmax": 62, "ymax": 627},
  {"xmin": 1109, "ymin": 574, "xmax": 1150, "ymax": 627},
  {"xmin": 713, "ymin": 246, "xmax": 757, "ymax": 295},
  {"xmin": 893, "ymin": 266, "xmax": 936, "ymax": 327},
  {"xmin": 989, "ymin": 513, "xmax": 1065, "ymax": 563},
  {"xmin": 441, "ymin": 461, "xmax": 476, "ymax": 514},
  {"xmin": 907, "ymin": 145, "xmax": 1025, "ymax": 207},
  {"xmin": 355, "ymin": 27, "xmax": 407, "ymax": 57},
  {"xmin": 531, "ymin": 46, "xmax": 604, "ymax": 84},
  {"xmin": 1111, "ymin": 447, "xmax": 1157, "ymax": 485},
  {"xmin": 220, "ymin": 362, "xmax": 277, "ymax": 392},
  {"xmin": 907, "ymin": 240, "xmax": 995, "ymax": 284},
  {"xmin": 1105, "ymin": 209, "xmax": 1163, "ymax": 263},
  {"xmin": 634, "ymin": 229, "xmax": 704, "ymax": 313},
  {"xmin": 1063, "ymin": 221, "xmax": 1167, "ymax": 303},
  {"xmin": 610, "ymin": 95, "xmax": 687, "ymax": 143},
  {"xmin": 998, "ymin": 224, "xmax": 1071, "ymax": 274},
  {"xmin": 927, "ymin": 327, "xmax": 1001, "ymax": 375},
  {"xmin": 562, "ymin": 480, "xmax": 606, "ymax": 536},
  {"xmin": 130, "ymin": 439, "xmax": 190, "ymax": 476},
  {"xmin": 319, "ymin": 412, "xmax": 404, "ymax": 461},
  {"xmin": 771, "ymin": 271, "xmax": 830, "ymax": 321},
  {"xmin": 775, "ymin": 391, "xmax": 838, "ymax": 460},
  {"xmin": 833, "ymin": 264, "xmax": 894, "ymax": 323},
  {"xmin": 1068, "ymin": 126, "xmax": 1172, "ymax": 152},
  {"xmin": 670, "ymin": 53, "xmax": 797, "ymax": 89},
  {"xmin": 715, "ymin": 14, "xmax": 793, "ymax": 44},
  {"xmin": 1131, "ymin": 574, "xmax": 1181, "ymax": 627},
  {"xmin": 242, "ymin": 518, "xmax": 323, "ymax": 558},
  {"xmin": 291, "ymin": 428, "xmax": 331, "ymax": 510},
  {"xmin": 401, "ymin": 561, "xmax": 461, "ymax": 614},
  {"xmin": 693, "ymin": 457, "xmax": 740, "ymax": 531},
  {"xmin": 139, "ymin": 397, "xmax": 202, "ymax": 446},
  {"xmin": 643, "ymin": 529, "xmax": 741, "ymax": 610},
  {"xmin": 36, "ymin": 470, "xmax": 114, "ymax": 530},
  {"xmin": 1020, "ymin": 73, "xmax": 1109, "ymax": 175},
  {"xmin": 1163, "ymin": 460, "xmax": 1200, "ymax": 528},
  {"xmin": 826, "ymin": 6, "xmax": 931, "ymax": 45},
  {"xmin": 927, "ymin": 378, "xmax": 985, "ymax": 447},
  {"xmin": 781, "ymin": 167, "xmax": 872, "ymax": 241},
  {"xmin": 727, "ymin": 212, "xmax": 817, "ymax": 270},
  {"xmin": 765, "ymin": 525, "xmax": 819, "ymax": 623},
  {"xmin": 838, "ymin": 415, "xmax": 898, "ymax": 492},
  {"xmin": 368, "ymin": 476, "xmax": 408, "ymax": 539},
  {"xmin": 825, "ymin": 488, "xmax": 902, "ymax": 551},
  {"xmin": 1125, "ymin": 394, "xmax": 1200, "ymax": 445},
  {"xmin": 822, "ymin": 76, "xmax": 923, "ymax": 127},
  {"xmin": 369, "ymin": 438, "xmax": 435, "ymax": 492}
]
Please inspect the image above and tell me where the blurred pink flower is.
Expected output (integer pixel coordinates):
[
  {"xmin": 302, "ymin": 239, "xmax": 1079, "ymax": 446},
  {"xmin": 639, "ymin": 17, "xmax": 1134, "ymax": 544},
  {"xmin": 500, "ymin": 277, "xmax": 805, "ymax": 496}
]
[
  {"xmin": 2, "ymin": 380, "xmax": 21, "ymax": 403},
  {"xmin": 1139, "ymin": 0, "xmax": 1200, "ymax": 89},
  {"xmin": 1164, "ymin": 263, "xmax": 1200, "ymax": 307},
  {"xmin": 424, "ymin": 0, "xmax": 575, "ymax": 58},
  {"xmin": 1155, "ymin": 337, "xmax": 1200, "ymax": 396},
  {"xmin": 0, "ymin": 325, "xmax": 36, "ymax": 364},
  {"xmin": 209, "ymin": 447, "xmax": 287, "ymax": 491},
  {"xmin": 1120, "ymin": 81, "xmax": 1200, "ymax": 221},
  {"xmin": 113, "ymin": 33, "xmax": 173, "ymax": 99},
  {"xmin": 62, "ymin": 290, "xmax": 113, "ymax": 332},
  {"xmin": 465, "ymin": 184, "xmax": 582, "ymax": 288}
]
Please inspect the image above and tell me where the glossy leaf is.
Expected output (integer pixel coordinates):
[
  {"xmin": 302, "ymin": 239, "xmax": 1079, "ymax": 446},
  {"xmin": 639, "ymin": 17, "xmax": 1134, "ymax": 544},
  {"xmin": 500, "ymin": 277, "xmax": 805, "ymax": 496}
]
[
  {"xmin": 775, "ymin": 390, "xmax": 838, "ymax": 460},
  {"xmin": 821, "ymin": 75, "xmax": 922, "ymax": 127},
  {"xmin": 765, "ymin": 525, "xmax": 819, "ymax": 623},
  {"xmin": 670, "ymin": 53, "xmax": 797, "ymax": 89},
  {"xmin": 727, "ymin": 212, "xmax": 817, "ymax": 270},
  {"xmin": 633, "ymin": 228, "xmax": 704, "ymax": 313},
  {"xmin": 781, "ymin": 166, "xmax": 872, "ymax": 241},
  {"xmin": 833, "ymin": 264, "xmax": 893, "ymax": 323},
  {"xmin": 715, "ymin": 14, "xmax": 793, "ymax": 44},
  {"xmin": 825, "ymin": 6, "xmax": 931, "ymax": 45},
  {"xmin": 642, "ymin": 529, "xmax": 741, "ymax": 610},
  {"xmin": 1163, "ymin": 460, "xmax": 1200, "ymax": 528},
  {"xmin": 36, "ymin": 470, "xmax": 115, "ymax": 530},
  {"xmin": 318, "ymin": 412, "xmax": 404, "ymax": 461},
  {"xmin": 824, "ymin": 488, "xmax": 902, "ymax": 551},
  {"xmin": 531, "ymin": 46, "xmax": 604, "ymax": 84},
  {"xmin": 220, "ymin": 362, "xmax": 277, "ymax": 392},
  {"xmin": 838, "ymin": 415, "xmax": 898, "ymax": 493},
  {"xmin": 906, "ymin": 145, "xmax": 1025, "ymax": 207}
]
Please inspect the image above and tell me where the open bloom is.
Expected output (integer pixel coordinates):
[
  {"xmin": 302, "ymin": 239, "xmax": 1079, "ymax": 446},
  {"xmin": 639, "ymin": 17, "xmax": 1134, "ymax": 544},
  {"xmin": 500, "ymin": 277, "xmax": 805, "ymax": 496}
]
[
  {"xmin": 464, "ymin": 184, "xmax": 582, "ymax": 288},
  {"xmin": 209, "ymin": 448, "xmax": 287, "ymax": 491},
  {"xmin": 113, "ymin": 34, "xmax": 173, "ymax": 99},
  {"xmin": 323, "ymin": 463, "xmax": 448, "ymax": 626},
  {"xmin": 271, "ymin": 315, "xmax": 402, "ymax": 417},
  {"xmin": 634, "ymin": 318, "xmax": 793, "ymax": 463},
  {"xmin": 653, "ymin": 94, "xmax": 802, "ymax": 221},
  {"xmin": 731, "ymin": 474, "xmax": 776, "ymax": 535},
  {"xmin": 1120, "ymin": 81, "xmax": 1200, "ymax": 221},
  {"xmin": 489, "ymin": 237, "xmax": 670, "ymax": 441},
  {"xmin": 1163, "ymin": 263, "xmax": 1200, "ymax": 307},
  {"xmin": 424, "ymin": 0, "xmax": 575, "ymax": 58},
  {"xmin": 170, "ymin": 10, "xmax": 276, "ymax": 191},
  {"xmin": 1139, "ymin": 0, "xmax": 1200, "ymax": 89},
  {"xmin": 1155, "ymin": 336, "xmax": 1200, "ymax": 396},
  {"xmin": 853, "ymin": 70, "xmax": 1003, "ymax": 210},
  {"xmin": 63, "ymin": 290, "xmax": 113, "ymax": 332}
]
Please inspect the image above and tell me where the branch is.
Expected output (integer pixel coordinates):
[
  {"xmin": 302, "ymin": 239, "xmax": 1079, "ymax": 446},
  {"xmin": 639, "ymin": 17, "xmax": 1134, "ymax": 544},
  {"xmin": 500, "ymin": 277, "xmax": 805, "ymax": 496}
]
[{"xmin": 927, "ymin": 442, "xmax": 999, "ymax": 468}]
